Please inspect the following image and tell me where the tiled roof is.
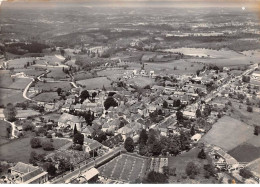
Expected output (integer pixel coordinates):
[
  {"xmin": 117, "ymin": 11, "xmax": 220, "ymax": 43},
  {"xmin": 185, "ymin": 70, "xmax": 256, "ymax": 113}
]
[
  {"xmin": 58, "ymin": 113, "xmax": 85, "ymax": 123},
  {"xmin": 11, "ymin": 162, "xmax": 38, "ymax": 174}
]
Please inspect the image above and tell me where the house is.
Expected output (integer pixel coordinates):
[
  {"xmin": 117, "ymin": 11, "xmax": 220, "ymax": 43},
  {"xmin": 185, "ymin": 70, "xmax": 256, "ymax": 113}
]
[
  {"xmin": 103, "ymin": 134, "xmax": 123, "ymax": 148},
  {"xmin": 81, "ymin": 168, "xmax": 99, "ymax": 183},
  {"xmin": 10, "ymin": 162, "xmax": 48, "ymax": 184},
  {"xmin": 191, "ymin": 133, "xmax": 202, "ymax": 142},
  {"xmin": 183, "ymin": 110, "xmax": 196, "ymax": 119},
  {"xmin": 58, "ymin": 113, "xmax": 85, "ymax": 131},
  {"xmin": 61, "ymin": 103, "xmax": 71, "ymax": 112},
  {"xmin": 117, "ymin": 126, "xmax": 134, "ymax": 140},
  {"xmin": 81, "ymin": 126, "xmax": 94, "ymax": 137},
  {"xmin": 83, "ymin": 137, "xmax": 102, "ymax": 153}
]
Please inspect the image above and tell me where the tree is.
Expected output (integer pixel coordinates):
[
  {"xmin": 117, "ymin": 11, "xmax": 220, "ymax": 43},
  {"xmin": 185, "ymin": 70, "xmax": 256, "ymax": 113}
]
[
  {"xmin": 124, "ymin": 137, "xmax": 134, "ymax": 152},
  {"xmin": 185, "ymin": 162, "xmax": 200, "ymax": 178},
  {"xmin": 139, "ymin": 129, "xmax": 148, "ymax": 145},
  {"xmin": 196, "ymin": 109, "xmax": 201, "ymax": 118},
  {"xmin": 173, "ymin": 99, "xmax": 181, "ymax": 107},
  {"xmin": 80, "ymin": 90, "xmax": 90, "ymax": 102},
  {"xmin": 254, "ymin": 126, "xmax": 259, "ymax": 136},
  {"xmin": 45, "ymin": 162, "xmax": 57, "ymax": 176},
  {"xmin": 73, "ymin": 124, "xmax": 78, "ymax": 135},
  {"xmin": 3, "ymin": 103, "xmax": 17, "ymax": 122},
  {"xmin": 73, "ymin": 132, "xmax": 84, "ymax": 145},
  {"xmin": 198, "ymin": 148, "xmax": 206, "ymax": 159},
  {"xmin": 104, "ymin": 97, "xmax": 118, "ymax": 110},
  {"xmin": 242, "ymin": 75, "xmax": 250, "ymax": 83},
  {"xmin": 92, "ymin": 92, "xmax": 97, "ymax": 99},
  {"xmin": 58, "ymin": 158, "xmax": 72, "ymax": 172},
  {"xmin": 247, "ymin": 106, "xmax": 253, "ymax": 112},
  {"xmin": 176, "ymin": 111, "xmax": 183, "ymax": 121},
  {"xmin": 42, "ymin": 141, "xmax": 54, "ymax": 151},
  {"xmin": 56, "ymin": 88, "xmax": 62, "ymax": 96},
  {"xmin": 30, "ymin": 137, "xmax": 42, "ymax": 148},
  {"xmin": 139, "ymin": 142, "xmax": 148, "ymax": 156},
  {"xmin": 163, "ymin": 101, "xmax": 168, "ymax": 108},
  {"xmin": 151, "ymin": 141, "xmax": 162, "ymax": 156},
  {"xmin": 190, "ymin": 125, "xmax": 195, "ymax": 136},
  {"xmin": 29, "ymin": 151, "xmax": 38, "ymax": 166}
]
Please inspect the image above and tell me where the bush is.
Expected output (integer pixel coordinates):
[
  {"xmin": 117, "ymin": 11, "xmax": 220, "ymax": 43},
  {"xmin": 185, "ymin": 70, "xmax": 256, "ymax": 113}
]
[
  {"xmin": 46, "ymin": 134, "xmax": 52, "ymax": 138},
  {"xmin": 42, "ymin": 141, "xmax": 54, "ymax": 151},
  {"xmin": 186, "ymin": 162, "xmax": 200, "ymax": 177},
  {"xmin": 30, "ymin": 137, "xmax": 42, "ymax": 148},
  {"xmin": 71, "ymin": 144, "xmax": 83, "ymax": 151},
  {"xmin": 247, "ymin": 106, "xmax": 253, "ymax": 112},
  {"xmin": 198, "ymin": 149, "xmax": 206, "ymax": 159},
  {"xmin": 23, "ymin": 123, "xmax": 35, "ymax": 131}
]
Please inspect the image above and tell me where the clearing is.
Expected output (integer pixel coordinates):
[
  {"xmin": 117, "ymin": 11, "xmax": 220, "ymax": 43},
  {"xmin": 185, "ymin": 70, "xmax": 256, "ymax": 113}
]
[
  {"xmin": 200, "ymin": 116, "xmax": 254, "ymax": 151},
  {"xmin": 76, "ymin": 77, "xmax": 112, "ymax": 90}
]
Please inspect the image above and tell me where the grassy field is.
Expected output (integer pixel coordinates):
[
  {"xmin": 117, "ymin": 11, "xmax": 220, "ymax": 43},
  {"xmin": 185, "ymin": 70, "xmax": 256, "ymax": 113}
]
[
  {"xmin": 14, "ymin": 68, "xmax": 45, "ymax": 77},
  {"xmin": 0, "ymin": 120, "xmax": 11, "ymax": 145},
  {"xmin": 230, "ymin": 101, "xmax": 260, "ymax": 127},
  {"xmin": 163, "ymin": 48, "xmax": 259, "ymax": 67},
  {"xmin": 0, "ymin": 137, "xmax": 70, "ymax": 163},
  {"xmin": 98, "ymin": 154, "xmax": 148, "ymax": 183},
  {"xmin": 0, "ymin": 74, "xmax": 31, "ymax": 90},
  {"xmin": 17, "ymin": 109, "xmax": 40, "ymax": 119},
  {"xmin": 34, "ymin": 81, "xmax": 72, "ymax": 92},
  {"xmin": 127, "ymin": 76, "xmax": 155, "ymax": 88},
  {"xmin": 168, "ymin": 147, "xmax": 218, "ymax": 184},
  {"xmin": 97, "ymin": 69, "xmax": 128, "ymax": 81},
  {"xmin": 228, "ymin": 143, "xmax": 260, "ymax": 163},
  {"xmin": 46, "ymin": 67, "xmax": 70, "ymax": 80},
  {"xmin": 200, "ymin": 116, "xmax": 254, "ymax": 151},
  {"xmin": 33, "ymin": 92, "xmax": 60, "ymax": 102},
  {"xmin": 0, "ymin": 88, "xmax": 25, "ymax": 106},
  {"xmin": 7, "ymin": 57, "xmax": 39, "ymax": 69},
  {"xmin": 76, "ymin": 77, "xmax": 112, "ymax": 90}
]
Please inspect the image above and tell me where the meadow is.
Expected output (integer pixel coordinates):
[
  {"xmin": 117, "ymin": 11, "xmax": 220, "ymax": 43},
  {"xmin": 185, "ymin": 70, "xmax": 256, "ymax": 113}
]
[
  {"xmin": 0, "ymin": 120, "xmax": 12, "ymax": 145},
  {"xmin": 34, "ymin": 81, "xmax": 72, "ymax": 92},
  {"xmin": 0, "ymin": 137, "xmax": 70, "ymax": 163},
  {"xmin": 200, "ymin": 116, "xmax": 254, "ymax": 151},
  {"xmin": 33, "ymin": 92, "xmax": 60, "ymax": 102},
  {"xmin": 0, "ymin": 88, "xmax": 25, "ymax": 106},
  {"xmin": 76, "ymin": 77, "xmax": 112, "ymax": 90}
]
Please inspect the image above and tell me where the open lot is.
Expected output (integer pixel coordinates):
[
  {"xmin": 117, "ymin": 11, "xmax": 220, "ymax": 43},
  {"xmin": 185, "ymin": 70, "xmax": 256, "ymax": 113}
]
[
  {"xmin": 34, "ymin": 81, "xmax": 72, "ymax": 92},
  {"xmin": 200, "ymin": 116, "xmax": 254, "ymax": 151},
  {"xmin": 0, "ymin": 137, "xmax": 70, "ymax": 163},
  {"xmin": 33, "ymin": 92, "xmax": 60, "ymax": 102},
  {"xmin": 168, "ymin": 147, "xmax": 218, "ymax": 184},
  {"xmin": 0, "ymin": 88, "xmax": 25, "ymax": 106},
  {"xmin": 76, "ymin": 77, "xmax": 112, "ymax": 90},
  {"xmin": 98, "ymin": 154, "xmax": 148, "ymax": 183}
]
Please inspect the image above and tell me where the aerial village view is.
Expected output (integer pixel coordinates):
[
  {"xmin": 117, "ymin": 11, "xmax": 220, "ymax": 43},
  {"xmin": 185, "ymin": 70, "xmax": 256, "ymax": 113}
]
[{"xmin": 0, "ymin": 0, "xmax": 259, "ymax": 184}]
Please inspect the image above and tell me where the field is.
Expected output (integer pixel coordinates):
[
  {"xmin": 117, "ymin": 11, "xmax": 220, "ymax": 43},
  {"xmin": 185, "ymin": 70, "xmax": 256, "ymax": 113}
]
[
  {"xmin": 76, "ymin": 77, "xmax": 112, "ymax": 90},
  {"xmin": 7, "ymin": 57, "xmax": 41, "ymax": 69},
  {"xmin": 97, "ymin": 69, "xmax": 128, "ymax": 81},
  {"xmin": 34, "ymin": 81, "xmax": 72, "ymax": 92},
  {"xmin": 98, "ymin": 154, "xmax": 148, "ymax": 183},
  {"xmin": 0, "ymin": 120, "xmax": 11, "ymax": 145},
  {"xmin": 73, "ymin": 71, "xmax": 95, "ymax": 81},
  {"xmin": 168, "ymin": 148, "xmax": 218, "ymax": 184},
  {"xmin": 16, "ymin": 109, "xmax": 40, "ymax": 119},
  {"xmin": 230, "ymin": 101, "xmax": 260, "ymax": 127},
  {"xmin": 128, "ymin": 59, "xmax": 203, "ymax": 75},
  {"xmin": 0, "ymin": 74, "xmax": 31, "ymax": 90},
  {"xmin": 0, "ymin": 88, "xmax": 25, "ymax": 106},
  {"xmin": 127, "ymin": 77, "xmax": 155, "ymax": 88},
  {"xmin": 33, "ymin": 92, "xmax": 60, "ymax": 102},
  {"xmin": 46, "ymin": 67, "xmax": 70, "ymax": 80},
  {"xmin": 0, "ymin": 137, "xmax": 70, "ymax": 163},
  {"xmin": 14, "ymin": 68, "xmax": 45, "ymax": 77},
  {"xmin": 228, "ymin": 136, "xmax": 260, "ymax": 162},
  {"xmin": 163, "ymin": 48, "xmax": 260, "ymax": 67},
  {"xmin": 200, "ymin": 116, "xmax": 254, "ymax": 151}
]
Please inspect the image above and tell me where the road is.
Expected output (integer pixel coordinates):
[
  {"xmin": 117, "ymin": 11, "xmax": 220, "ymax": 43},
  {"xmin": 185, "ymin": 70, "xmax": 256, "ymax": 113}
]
[
  {"xmin": 51, "ymin": 146, "xmax": 122, "ymax": 184},
  {"xmin": 3, "ymin": 119, "xmax": 18, "ymax": 139}
]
